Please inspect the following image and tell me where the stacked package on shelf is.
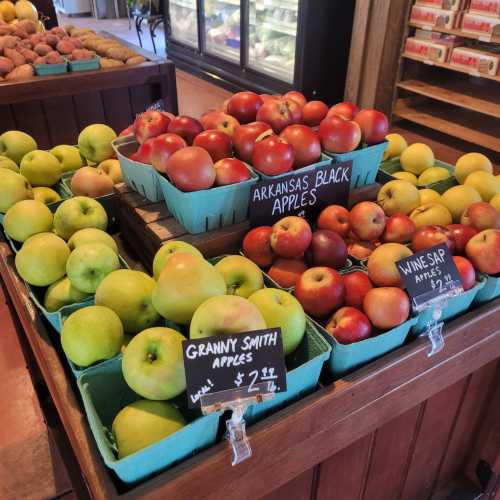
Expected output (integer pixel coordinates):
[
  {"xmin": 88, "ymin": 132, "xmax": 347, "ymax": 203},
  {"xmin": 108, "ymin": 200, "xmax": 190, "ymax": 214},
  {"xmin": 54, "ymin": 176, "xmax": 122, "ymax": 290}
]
[
  {"xmin": 404, "ymin": 26, "xmax": 464, "ymax": 62},
  {"xmin": 410, "ymin": 3, "xmax": 463, "ymax": 28},
  {"xmin": 461, "ymin": 0, "xmax": 500, "ymax": 38},
  {"xmin": 449, "ymin": 45, "xmax": 500, "ymax": 74}
]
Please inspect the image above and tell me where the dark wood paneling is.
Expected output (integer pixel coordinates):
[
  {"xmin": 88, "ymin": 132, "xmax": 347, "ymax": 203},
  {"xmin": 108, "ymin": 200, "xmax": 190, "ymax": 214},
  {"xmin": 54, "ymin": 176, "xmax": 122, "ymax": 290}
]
[
  {"xmin": 0, "ymin": 105, "xmax": 16, "ymax": 130},
  {"xmin": 11, "ymin": 101, "xmax": 50, "ymax": 149},
  {"xmin": 42, "ymin": 96, "xmax": 80, "ymax": 147},
  {"xmin": 73, "ymin": 92, "xmax": 106, "ymax": 130},
  {"xmin": 261, "ymin": 468, "xmax": 315, "ymax": 500},
  {"xmin": 101, "ymin": 87, "xmax": 134, "ymax": 135},
  {"xmin": 129, "ymin": 84, "xmax": 155, "ymax": 116}
]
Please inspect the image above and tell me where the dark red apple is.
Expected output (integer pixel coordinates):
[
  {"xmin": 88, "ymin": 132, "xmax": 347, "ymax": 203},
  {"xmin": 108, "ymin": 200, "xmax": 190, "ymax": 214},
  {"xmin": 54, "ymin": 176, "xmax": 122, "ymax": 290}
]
[
  {"xmin": 354, "ymin": 109, "xmax": 389, "ymax": 145},
  {"xmin": 325, "ymin": 306, "xmax": 372, "ymax": 344},
  {"xmin": 302, "ymin": 100, "xmax": 329, "ymax": 127},
  {"xmin": 214, "ymin": 158, "xmax": 251, "ymax": 186},
  {"xmin": 283, "ymin": 90, "xmax": 307, "ymax": 108},
  {"xmin": 411, "ymin": 225, "xmax": 455, "ymax": 253},
  {"xmin": 193, "ymin": 129, "xmax": 233, "ymax": 162},
  {"xmin": 134, "ymin": 110, "xmax": 171, "ymax": 144},
  {"xmin": 226, "ymin": 91, "xmax": 264, "ymax": 124},
  {"xmin": 243, "ymin": 226, "xmax": 274, "ymax": 267},
  {"xmin": 343, "ymin": 271, "xmax": 373, "ymax": 309},
  {"xmin": 149, "ymin": 133, "xmax": 187, "ymax": 173},
  {"xmin": 256, "ymin": 98, "xmax": 302, "ymax": 133},
  {"xmin": 232, "ymin": 121, "xmax": 272, "ymax": 163},
  {"xmin": 279, "ymin": 124, "xmax": 321, "ymax": 168},
  {"xmin": 165, "ymin": 146, "xmax": 215, "ymax": 191},
  {"xmin": 252, "ymin": 135, "xmax": 295, "ymax": 176},
  {"xmin": 307, "ymin": 229, "xmax": 348, "ymax": 269},
  {"xmin": 319, "ymin": 115, "xmax": 361, "ymax": 153},
  {"xmin": 327, "ymin": 101, "xmax": 360, "ymax": 121},
  {"xmin": 447, "ymin": 224, "xmax": 478, "ymax": 254},
  {"xmin": 167, "ymin": 115, "xmax": 203, "ymax": 145},
  {"xmin": 453, "ymin": 255, "xmax": 476, "ymax": 291}
]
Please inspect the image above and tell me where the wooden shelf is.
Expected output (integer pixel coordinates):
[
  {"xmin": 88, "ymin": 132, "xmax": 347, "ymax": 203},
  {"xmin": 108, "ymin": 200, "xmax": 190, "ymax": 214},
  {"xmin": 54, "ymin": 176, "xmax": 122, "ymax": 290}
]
[
  {"xmin": 402, "ymin": 53, "xmax": 500, "ymax": 83},
  {"xmin": 397, "ymin": 79, "xmax": 500, "ymax": 119},
  {"xmin": 408, "ymin": 22, "xmax": 500, "ymax": 44},
  {"xmin": 394, "ymin": 98, "xmax": 500, "ymax": 153}
]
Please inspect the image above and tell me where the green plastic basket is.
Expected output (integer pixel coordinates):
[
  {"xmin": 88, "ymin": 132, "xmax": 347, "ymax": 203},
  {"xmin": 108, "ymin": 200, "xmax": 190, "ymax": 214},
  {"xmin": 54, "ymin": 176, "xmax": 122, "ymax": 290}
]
[
  {"xmin": 378, "ymin": 158, "xmax": 457, "ymax": 194},
  {"xmin": 412, "ymin": 277, "xmax": 486, "ymax": 335},
  {"xmin": 325, "ymin": 141, "xmax": 388, "ymax": 189},
  {"xmin": 68, "ymin": 56, "xmax": 100, "ymax": 72},
  {"xmin": 112, "ymin": 136, "xmax": 163, "ymax": 202},
  {"xmin": 34, "ymin": 62, "xmax": 68, "ymax": 76},
  {"xmin": 473, "ymin": 274, "xmax": 500, "ymax": 304},
  {"xmin": 155, "ymin": 167, "xmax": 259, "ymax": 234},
  {"xmin": 255, "ymin": 153, "xmax": 333, "ymax": 181},
  {"xmin": 77, "ymin": 356, "xmax": 221, "ymax": 484}
]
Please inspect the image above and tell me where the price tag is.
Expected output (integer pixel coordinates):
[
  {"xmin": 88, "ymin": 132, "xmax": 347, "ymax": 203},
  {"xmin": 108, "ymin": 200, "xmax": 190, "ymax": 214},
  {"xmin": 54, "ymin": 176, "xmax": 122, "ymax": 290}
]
[
  {"xmin": 182, "ymin": 328, "xmax": 287, "ymax": 409},
  {"xmin": 423, "ymin": 59, "xmax": 435, "ymax": 65},
  {"xmin": 249, "ymin": 160, "xmax": 351, "ymax": 226},
  {"xmin": 396, "ymin": 243, "xmax": 463, "ymax": 312}
]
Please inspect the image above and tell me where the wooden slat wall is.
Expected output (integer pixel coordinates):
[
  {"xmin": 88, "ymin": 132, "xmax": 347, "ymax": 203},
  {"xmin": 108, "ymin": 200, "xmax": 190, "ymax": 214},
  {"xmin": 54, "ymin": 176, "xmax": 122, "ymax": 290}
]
[{"xmin": 262, "ymin": 360, "xmax": 499, "ymax": 500}]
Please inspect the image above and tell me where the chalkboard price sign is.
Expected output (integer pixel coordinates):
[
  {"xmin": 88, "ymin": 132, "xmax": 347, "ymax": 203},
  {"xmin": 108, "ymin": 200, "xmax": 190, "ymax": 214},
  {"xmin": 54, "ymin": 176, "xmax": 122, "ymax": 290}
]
[
  {"xmin": 396, "ymin": 243, "xmax": 463, "ymax": 310},
  {"xmin": 249, "ymin": 160, "xmax": 352, "ymax": 226},
  {"xmin": 182, "ymin": 328, "xmax": 287, "ymax": 408}
]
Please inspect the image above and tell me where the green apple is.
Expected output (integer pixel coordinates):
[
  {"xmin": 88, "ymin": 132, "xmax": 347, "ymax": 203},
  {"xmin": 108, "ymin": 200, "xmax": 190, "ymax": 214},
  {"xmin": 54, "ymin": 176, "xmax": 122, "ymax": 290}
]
[
  {"xmin": 20, "ymin": 150, "xmax": 62, "ymax": 187},
  {"xmin": 15, "ymin": 232, "xmax": 70, "ymax": 286},
  {"xmin": 95, "ymin": 269, "xmax": 159, "ymax": 334},
  {"xmin": 0, "ymin": 169, "xmax": 33, "ymax": 213},
  {"xmin": 152, "ymin": 241, "xmax": 203, "ymax": 280},
  {"xmin": 0, "ymin": 155, "xmax": 19, "ymax": 172},
  {"xmin": 113, "ymin": 400, "xmax": 186, "ymax": 459},
  {"xmin": 152, "ymin": 253, "xmax": 226, "ymax": 324},
  {"xmin": 418, "ymin": 166, "xmax": 451, "ymax": 186},
  {"xmin": 409, "ymin": 203, "xmax": 453, "ymax": 229},
  {"xmin": 61, "ymin": 305, "xmax": 123, "ymax": 367},
  {"xmin": 441, "ymin": 185, "xmax": 482, "ymax": 222},
  {"xmin": 43, "ymin": 276, "xmax": 92, "ymax": 312},
  {"xmin": 122, "ymin": 327, "xmax": 187, "ymax": 400},
  {"xmin": 0, "ymin": 130, "xmax": 37, "ymax": 164},
  {"xmin": 97, "ymin": 159, "xmax": 123, "ymax": 184},
  {"xmin": 53, "ymin": 196, "xmax": 108, "ymax": 240},
  {"xmin": 3, "ymin": 199, "xmax": 53, "ymax": 242},
  {"xmin": 248, "ymin": 288, "xmax": 306, "ymax": 355},
  {"xmin": 50, "ymin": 144, "xmax": 84, "ymax": 173},
  {"xmin": 68, "ymin": 228, "xmax": 118, "ymax": 254},
  {"xmin": 214, "ymin": 255, "xmax": 264, "ymax": 298},
  {"xmin": 78, "ymin": 124, "xmax": 117, "ymax": 164},
  {"xmin": 190, "ymin": 295, "xmax": 266, "ymax": 339},
  {"xmin": 33, "ymin": 186, "xmax": 61, "ymax": 204},
  {"xmin": 66, "ymin": 243, "xmax": 121, "ymax": 293}
]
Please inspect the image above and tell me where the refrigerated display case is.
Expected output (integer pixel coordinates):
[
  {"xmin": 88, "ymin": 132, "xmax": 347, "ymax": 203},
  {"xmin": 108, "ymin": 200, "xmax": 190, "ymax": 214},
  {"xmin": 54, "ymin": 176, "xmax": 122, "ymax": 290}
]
[{"xmin": 164, "ymin": 0, "xmax": 355, "ymax": 103}]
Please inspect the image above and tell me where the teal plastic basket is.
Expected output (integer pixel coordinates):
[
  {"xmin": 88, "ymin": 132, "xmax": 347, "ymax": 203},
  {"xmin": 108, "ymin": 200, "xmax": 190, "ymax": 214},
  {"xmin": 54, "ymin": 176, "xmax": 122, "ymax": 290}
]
[
  {"xmin": 68, "ymin": 56, "xmax": 100, "ymax": 72},
  {"xmin": 77, "ymin": 356, "xmax": 221, "ymax": 484},
  {"xmin": 244, "ymin": 319, "xmax": 331, "ymax": 423},
  {"xmin": 325, "ymin": 141, "xmax": 388, "ymax": 189},
  {"xmin": 112, "ymin": 137, "xmax": 163, "ymax": 202},
  {"xmin": 155, "ymin": 168, "xmax": 259, "ymax": 234},
  {"xmin": 34, "ymin": 62, "xmax": 68, "ymax": 76},
  {"xmin": 412, "ymin": 277, "xmax": 486, "ymax": 335},
  {"xmin": 378, "ymin": 158, "xmax": 457, "ymax": 194},
  {"xmin": 473, "ymin": 274, "xmax": 500, "ymax": 304},
  {"xmin": 255, "ymin": 153, "xmax": 332, "ymax": 181}
]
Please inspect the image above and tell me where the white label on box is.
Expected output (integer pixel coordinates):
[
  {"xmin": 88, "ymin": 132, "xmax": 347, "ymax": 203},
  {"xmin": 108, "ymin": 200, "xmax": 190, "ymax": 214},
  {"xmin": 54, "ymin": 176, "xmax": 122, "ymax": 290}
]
[{"xmin": 479, "ymin": 35, "xmax": 493, "ymax": 42}]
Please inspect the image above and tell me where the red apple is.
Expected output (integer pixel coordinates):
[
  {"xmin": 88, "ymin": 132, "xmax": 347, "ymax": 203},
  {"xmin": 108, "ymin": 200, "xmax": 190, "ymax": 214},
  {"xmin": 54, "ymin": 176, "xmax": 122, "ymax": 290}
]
[
  {"xmin": 347, "ymin": 240, "xmax": 376, "ymax": 261},
  {"xmin": 295, "ymin": 267, "xmax": 345, "ymax": 318},
  {"xmin": 243, "ymin": 226, "xmax": 274, "ymax": 267},
  {"xmin": 165, "ymin": 146, "xmax": 215, "ymax": 191},
  {"xmin": 167, "ymin": 115, "xmax": 203, "ymax": 145},
  {"xmin": 214, "ymin": 158, "xmax": 251, "ymax": 186},
  {"xmin": 383, "ymin": 214, "xmax": 416, "ymax": 243},
  {"xmin": 307, "ymin": 229, "xmax": 348, "ymax": 269},
  {"xmin": 327, "ymin": 102, "xmax": 360, "ymax": 121},
  {"xmin": 193, "ymin": 129, "xmax": 233, "ymax": 162},
  {"xmin": 200, "ymin": 111, "xmax": 240, "ymax": 136},
  {"xmin": 349, "ymin": 201, "xmax": 386, "ymax": 241},
  {"xmin": 133, "ymin": 110, "xmax": 171, "ymax": 144},
  {"xmin": 71, "ymin": 166, "xmax": 114, "ymax": 198},
  {"xmin": 226, "ymin": 91, "xmax": 264, "ymax": 124},
  {"xmin": 256, "ymin": 98, "xmax": 302, "ymax": 134},
  {"xmin": 161, "ymin": 111, "xmax": 175, "ymax": 122},
  {"xmin": 279, "ymin": 124, "xmax": 321, "ymax": 168},
  {"xmin": 317, "ymin": 204, "xmax": 350, "ymax": 237},
  {"xmin": 363, "ymin": 287, "xmax": 410, "ymax": 330},
  {"xmin": 453, "ymin": 256, "xmax": 476, "ymax": 291},
  {"xmin": 447, "ymin": 224, "xmax": 478, "ymax": 254},
  {"xmin": 465, "ymin": 229, "xmax": 500, "ymax": 275},
  {"xmin": 149, "ymin": 133, "xmax": 187, "ymax": 173},
  {"xmin": 411, "ymin": 225, "xmax": 455, "ymax": 253},
  {"xmin": 318, "ymin": 115, "xmax": 361, "ymax": 154},
  {"xmin": 302, "ymin": 100, "xmax": 329, "ymax": 127},
  {"xmin": 119, "ymin": 124, "xmax": 134, "ymax": 137},
  {"xmin": 270, "ymin": 216, "xmax": 312, "ymax": 258},
  {"xmin": 232, "ymin": 121, "xmax": 272, "ymax": 163},
  {"xmin": 252, "ymin": 135, "xmax": 295, "ymax": 176},
  {"xmin": 461, "ymin": 202, "xmax": 500, "ymax": 231},
  {"xmin": 325, "ymin": 306, "xmax": 372, "ymax": 344},
  {"xmin": 343, "ymin": 271, "xmax": 373, "ymax": 309},
  {"xmin": 133, "ymin": 137, "xmax": 155, "ymax": 164},
  {"xmin": 268, "ymin": 258, "xmax": 308, "ymax": 288},
  {"xmin": 354, "ymin": 109, "xmax": 389, "ymax": 145},
  {"xmin": 283, "ymin": 90, "xmax": 307, "ymax": 109}
]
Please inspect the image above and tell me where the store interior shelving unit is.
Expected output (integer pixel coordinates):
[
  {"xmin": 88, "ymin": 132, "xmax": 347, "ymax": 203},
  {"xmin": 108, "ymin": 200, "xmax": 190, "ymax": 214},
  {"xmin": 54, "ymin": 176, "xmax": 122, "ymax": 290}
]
[{"xmin": 393, "ymin": 8, "xmax": 500, "ymax": 157}]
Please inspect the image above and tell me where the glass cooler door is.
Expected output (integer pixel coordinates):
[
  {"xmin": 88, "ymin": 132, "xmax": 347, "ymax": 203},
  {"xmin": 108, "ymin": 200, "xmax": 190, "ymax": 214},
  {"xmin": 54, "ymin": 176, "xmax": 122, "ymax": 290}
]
[
  {"xmin": 169, "ymin": 0, "xmax": 199, "ymax": 48},
  {"xmin": 203, "ymin": 0, "xmax": 241, "ymax": 63},
  {"xmin": 248, "ymin": 0, "xmax": 298, "ymax": 83}
]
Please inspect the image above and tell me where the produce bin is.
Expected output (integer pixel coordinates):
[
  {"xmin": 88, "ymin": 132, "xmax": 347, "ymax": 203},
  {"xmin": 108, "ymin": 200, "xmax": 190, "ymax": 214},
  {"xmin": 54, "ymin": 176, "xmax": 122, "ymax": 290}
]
[
  {"xmin": 112, "ymin": 137, "xmax": 163, "ymax": 202},
  {"xmin": 378, "ymin": 158, "xmax": 457, "ymax": 194},
  {"xmin": 255, "ymin": 153, "xmax": 332, "ymax": 181},
  {"xmin": 77, "ymin": 356, "xmax": 221, "ymax": 484},
  {"xmin": 68, "ymin": 56, "xmax": 101, "ymax": 72},
  {"xmin": 155, "ymin": 168, "xmax": 259, "ymax": 234},
  {"xmin": 473, "ymin": 274, "xmax": 500, "ymax": 304},
  {"xmin": 325, "ymin": 141, "xmax": 388, "ymax": 189},
  {"xmin": 34, "ymin": 62, "xmax": 68, "ymax": 76}
]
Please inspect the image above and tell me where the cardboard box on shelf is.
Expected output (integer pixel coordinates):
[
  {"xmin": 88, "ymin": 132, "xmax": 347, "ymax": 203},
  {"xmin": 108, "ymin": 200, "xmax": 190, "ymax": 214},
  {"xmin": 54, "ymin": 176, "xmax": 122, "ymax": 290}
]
[
  {"xmin": 404, "ymin": 36, "xmax": 451, "ymax": 62},
  {"xmin": 461, "ymin": 12, "xmax": 500, "ymax": 35},
  {"xmin": 415, "ymin": 0, "xmax": 466, "ymax": 11},
  {"xmin": 410, "ymin": 5, "xmax": 460, "ymax": 29},
  {"xmin": 469, "ymin": 0, "xmax": 500, "ymax": 17},
  {"xmin": 450, "ymin": 46, "xmax": 500, "ymax": 75}
]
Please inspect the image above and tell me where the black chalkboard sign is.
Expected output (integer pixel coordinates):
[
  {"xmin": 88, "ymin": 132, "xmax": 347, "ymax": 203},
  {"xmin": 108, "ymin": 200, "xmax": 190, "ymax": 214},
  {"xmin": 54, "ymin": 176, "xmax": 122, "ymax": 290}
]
[
  {"xmin": 249, "ymin": 160, "xmax": 352, "ymax": 226},
  {"xmin": 396, "ymin": 243, "xmax": 463, "ymax": 310},
  {"xmin": 182, "ymin": 328, "xmax": 287, "ymax": 408}
]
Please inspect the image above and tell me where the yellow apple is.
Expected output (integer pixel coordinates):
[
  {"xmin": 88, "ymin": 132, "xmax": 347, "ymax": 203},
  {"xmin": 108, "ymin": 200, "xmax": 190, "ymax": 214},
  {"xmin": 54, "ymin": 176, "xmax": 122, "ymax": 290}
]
[
  {"xmin": 464, "ymin": 171, "xmax": 500, "ymax": 202},
  {"xmin": 0, "ymin": 169, "xmax": 33, "ymax": 213},
  {"xmin": 383, "ymin": 133, "xmax": 407, "ymax": 160},
  {"xmin": 377, "ymin": 179, "xmax": 420, "ymax": 216},
  {"xmin": 392, "ymin": 171, "xmax": 418, "ymax": 185},
  {"xmin": 0, "ymin": 155, "xmax": 19, "ymax": 172},
  {"xmin": 33, "ymin": 186, "xmax": 61, "ymax": 204},
  {"xmin": 97, "ymin": 159, "xmax": 123, "ymax": 184},
  {"xmin": 441, "ymin": 185, "xmax": 482, "ymax": 222},
  {"xmin": 418, "ymin": 166, "xmax": 450, "ymax": 186},
  {"xmin": 400, "ymin": 143, "xmax": 434, "ymax": 175},
  {"xmin": 455, "ymin": 152, "xmax": 492, "ymax": 184},
  {"xmin": 490, "ymin": 193, "xmax": 500, "ymax": 212},
  {"xmin": 214, "ymin": 255, "xmax": 264, "ymax": 298},
  {"xmin": 20, "ymin": 150, "xmax": 62, "ymax": 187},
  {"xmin": 3, "ymin": 199, "xmax": 53, "ymax": 242},
  {"xmin": 419, "ymin": 188, "xmax": 441, "ymax": 205},
  {"xmin": 14, "ymin": 0, "xmax": 38, "ymax": 21},
  {"xmin": 44, "ymin": 276, "xmax": 91, "ymax": 312},
  {"xmin": 367, "ymin": 243, "xmax": 413, "ymax": 287},
  {"xmin": 152, "ymin": 241, "xmax": 203, "ymax": 280},
  {"xmin": 78, "ymin": 124, "xmax": 117, "ymax": 164},
  {"xmin": 50, "ymin": 145, "xmax": 84, "ymax": 173},
  {"xmin": 409, "ymin": 203, "xmax": 452, "ymax": 229},
  {"xmin": 0, "ymin": 130, "xmax": 37, "ymax": 165}
]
